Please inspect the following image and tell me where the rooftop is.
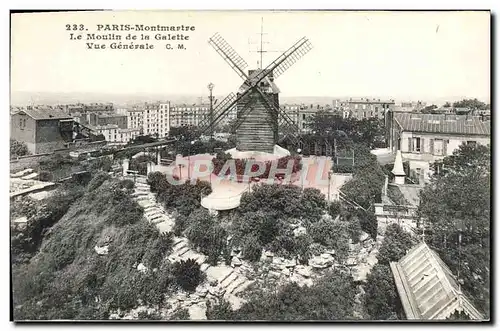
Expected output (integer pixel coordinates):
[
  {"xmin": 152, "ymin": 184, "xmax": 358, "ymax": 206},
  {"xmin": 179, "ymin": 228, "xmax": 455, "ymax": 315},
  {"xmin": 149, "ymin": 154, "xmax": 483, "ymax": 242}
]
[
  {"xmin": 390, "ymin": 242, "xmax": 484, "ymax": 320},
  {"xmin": 394, "ymin": 112, "xmax": 490, "ymax": 136},
  {"xmin": 20, "ymin": 108, "xmax": 72, "ymax": 120}
]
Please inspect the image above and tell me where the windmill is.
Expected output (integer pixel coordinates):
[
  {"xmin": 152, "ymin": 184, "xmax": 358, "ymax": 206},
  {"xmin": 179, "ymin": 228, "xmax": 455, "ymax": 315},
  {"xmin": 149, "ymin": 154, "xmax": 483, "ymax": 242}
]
[{"xmin": 198, "ymin": 32, "xmax": 313, "ymax": 154}]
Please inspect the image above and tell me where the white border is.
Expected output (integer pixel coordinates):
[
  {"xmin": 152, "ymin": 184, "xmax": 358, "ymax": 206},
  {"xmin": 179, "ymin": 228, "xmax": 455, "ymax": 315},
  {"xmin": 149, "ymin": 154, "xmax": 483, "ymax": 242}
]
[{"xmin": 2, "ymin": 1, "xmax": 497, "ymax": 330}]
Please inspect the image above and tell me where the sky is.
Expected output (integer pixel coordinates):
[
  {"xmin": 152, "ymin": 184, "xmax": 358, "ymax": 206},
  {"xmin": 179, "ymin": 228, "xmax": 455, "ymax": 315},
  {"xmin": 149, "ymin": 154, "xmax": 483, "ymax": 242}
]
[{"xmin": 11, "ymin": 10, "xmax": 490, "ymax": 102}]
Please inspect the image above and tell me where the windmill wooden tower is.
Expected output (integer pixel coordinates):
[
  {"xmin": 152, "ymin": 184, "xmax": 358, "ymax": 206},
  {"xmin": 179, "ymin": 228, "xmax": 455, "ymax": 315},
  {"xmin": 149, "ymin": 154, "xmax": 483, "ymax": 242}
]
[{"xmin": 198, "ymin": 32, "xmax": 312, "ymax": 154}]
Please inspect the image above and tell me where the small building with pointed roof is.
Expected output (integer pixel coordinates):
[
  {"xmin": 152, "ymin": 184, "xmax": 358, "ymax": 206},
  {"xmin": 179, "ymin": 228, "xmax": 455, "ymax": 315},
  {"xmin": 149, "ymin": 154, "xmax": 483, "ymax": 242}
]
[{"xmin": 390, "ymin": 242, "xmax": 485, "ymax": 320}]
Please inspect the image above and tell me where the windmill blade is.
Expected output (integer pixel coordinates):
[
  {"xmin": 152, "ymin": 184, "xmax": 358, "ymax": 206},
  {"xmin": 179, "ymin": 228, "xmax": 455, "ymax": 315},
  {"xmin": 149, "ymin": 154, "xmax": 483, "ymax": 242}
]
[
  {"xmin": 198, "ymin": 88, "xmax": 254, "ymax": 134},
  {"xmin": 251, "ymin": 37, "xmax": 312, "ymax": 85},
  {"xmin": 254, "ymin": 87, "xmax": 302, "ymax": 146},
  {"xmin": 209, "ymin": 33, "xmax": 250, "ymax": 81}
]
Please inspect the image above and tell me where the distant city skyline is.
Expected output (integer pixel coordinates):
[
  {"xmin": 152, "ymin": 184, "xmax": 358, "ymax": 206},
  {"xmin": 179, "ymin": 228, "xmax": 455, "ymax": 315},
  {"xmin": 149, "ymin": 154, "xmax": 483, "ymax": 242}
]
[{"xmin": 11, "ymin": 11, "xmax": 490, "ymax": 103}]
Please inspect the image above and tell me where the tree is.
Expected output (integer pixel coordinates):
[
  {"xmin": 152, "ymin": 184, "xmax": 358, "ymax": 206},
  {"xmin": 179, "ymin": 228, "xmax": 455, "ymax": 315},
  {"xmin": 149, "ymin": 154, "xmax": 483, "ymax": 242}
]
[
  {"xmin": 377, "ymin": 224, "xmax": 414, "ymax": 265},
  {"xmin": 171, "ymin": 259, "xmax": 205, "ymax": 293},
  {"xmin": 364, "ymin": 264, "xmax": 400, "ymax": 320},
  {"xmin": 169, "ymin": 125, "xmax": 201, "ymax": 141},
  {"xmin": 419, "ymin": 143, "xmax": 490, "ymax": 317},
  {"xmin": 452, "ymin": 98, "xmax": 488, "ymax": 110},
  {"xmin": 10, "ymin": 139, "xmax": 30, "ymax": 157},
  {"xmin": 443, "ymin": 101, "xmax": 451, "ymax": 107}
]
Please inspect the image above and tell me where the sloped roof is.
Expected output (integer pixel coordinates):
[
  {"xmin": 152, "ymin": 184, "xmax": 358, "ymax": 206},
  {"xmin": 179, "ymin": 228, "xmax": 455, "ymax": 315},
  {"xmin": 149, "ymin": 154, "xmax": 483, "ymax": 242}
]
[
  {"xmin": 393, "ymin": 112, "xmax": 490, "ymax": 136},
  {"xmin": 390, "ymin": 242, "xmax": 484, "ymax": 320},
  {"xmin": 20, "ymin": 108, "xmax": 72, "ymax": 120},
  {"xmin": 238, "ymin": 69, "xmax": 280, "ymax": 94}
]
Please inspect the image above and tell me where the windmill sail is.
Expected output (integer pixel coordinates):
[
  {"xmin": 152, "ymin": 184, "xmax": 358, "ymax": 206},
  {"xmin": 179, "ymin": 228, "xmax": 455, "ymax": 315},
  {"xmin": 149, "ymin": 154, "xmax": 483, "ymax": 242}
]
[{"xmin": 208, "ymin": 33, "xmax": 249, "ymax": 81}]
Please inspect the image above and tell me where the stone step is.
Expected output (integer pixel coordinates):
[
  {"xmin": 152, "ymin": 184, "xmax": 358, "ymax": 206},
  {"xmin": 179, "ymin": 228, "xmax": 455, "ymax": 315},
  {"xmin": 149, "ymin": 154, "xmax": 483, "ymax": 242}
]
[
  {"xmin": 149, "ymin": 214, "xmax": 164, "ymax": 222},
  {"xmin": 137, "ymin": 200, "xmax": 154, "ymax": 208},
  {"xmin": 200, "ymin": 263, "xmax": 211, "ymax": 272},
  {"xmin": 219, "ymin": 271, "xmax": 239, "ymax": 289},
  {"xmin": 175, "ymin": 246, "xmax": 191, "ymax": 257},
  {"xmin": 217, "ymin": 269, "xmax": 235, "ymax": 285},
  {"xmin": 156, "ymin": 221, "xmax": 173, "ymax": 234},
  {"xmin": 227, "ymin": 277, "xmax": 249, "ymax": 295},
  {"xmin": 181, "ymin": 250, "xmax": 200, "ymax": 261},
  {"xmin": 135, "ymin": 195, "xmax": 150, "ymax": 201},
  {"xmin": 195, "ymin": 255, "xmax": 206, "ymax": 265},
  {"xmin": 151, "ymin": 216, "xmax": 168, "ymax": 225},
  {"xmin": 172, "ymin": 238, "xmax": 188, "ymax": 248},
  {"xmin": 230, "ymin": 279, "xmax": 252, "ymax": 295},
  {"xmin": 145, "ymin": 210, "xmax": 162, "ymax": 218}
]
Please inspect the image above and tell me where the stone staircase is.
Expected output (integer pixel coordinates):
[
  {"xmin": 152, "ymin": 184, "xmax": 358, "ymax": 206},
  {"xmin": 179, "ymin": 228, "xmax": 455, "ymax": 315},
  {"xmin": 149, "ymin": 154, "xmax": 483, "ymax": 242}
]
[{"xmin": 126, "ymin": 175, "xmax": 253, "ymax": 312}]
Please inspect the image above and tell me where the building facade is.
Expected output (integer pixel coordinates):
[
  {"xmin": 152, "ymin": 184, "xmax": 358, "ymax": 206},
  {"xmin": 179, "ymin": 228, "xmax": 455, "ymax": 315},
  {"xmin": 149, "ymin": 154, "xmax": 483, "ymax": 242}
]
[
  {"xmin": 386, "ymin": 111, "xmax": 490, "ymax": 181},
  {"xmin": 10, "ymin": 108, "xmax": 74, "ymax": 154},
  {"xmin": 395, "ymin": 101, "xmax": 427, "ymax": 113},
  {"xmin": 94, "ymin": 124, "xmax": 141, "ymax": 144},
  {"xmin": 344, "ymin": 98, "xmax": 396, "ymax": 120}
]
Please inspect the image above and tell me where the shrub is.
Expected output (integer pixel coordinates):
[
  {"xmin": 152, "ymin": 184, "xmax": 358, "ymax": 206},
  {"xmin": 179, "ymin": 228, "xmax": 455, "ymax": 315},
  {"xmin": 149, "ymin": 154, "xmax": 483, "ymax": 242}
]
[
  {"xmin": 170, "ymin": 308, "xmax": 190, "ymax": 320},
  {"xmin": 38, "ymin": 171, "xmax": 53, "ymax": 182},
  {"xmin": 10, "ymin": 139, "xmax": 30, "ymax": 157},
  {"xmin": 240, "ymin": 235, "xmax": 263, "ymax": 262},
  {"xmin": 206, "ymin": 299, "xmax": 234, "ymax": 320},
  {"xmin": 171, "ymin": 259, "xmax": 204, "ymax": 292}
]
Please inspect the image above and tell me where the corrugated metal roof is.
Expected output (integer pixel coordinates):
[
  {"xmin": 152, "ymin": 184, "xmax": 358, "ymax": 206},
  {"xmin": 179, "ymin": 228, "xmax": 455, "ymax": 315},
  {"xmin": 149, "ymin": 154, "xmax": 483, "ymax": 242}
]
[
  {"xmin": 393, "ymin": 112, "xmax": 490, "ymax": 136},
  {"xmin": 390, "ymin": 242, "xmax": 484, "ymax": 320},
  {"xmin": 20, "ymin": 108, "xmax": 72, "ymax": 120}
]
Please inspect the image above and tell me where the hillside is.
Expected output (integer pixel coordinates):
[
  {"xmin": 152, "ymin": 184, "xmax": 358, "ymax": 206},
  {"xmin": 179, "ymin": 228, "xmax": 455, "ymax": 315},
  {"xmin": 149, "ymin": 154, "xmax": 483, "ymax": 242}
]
[{"xmin": 12, "ymin": 174, "xmax": 174, "ymax": 320}]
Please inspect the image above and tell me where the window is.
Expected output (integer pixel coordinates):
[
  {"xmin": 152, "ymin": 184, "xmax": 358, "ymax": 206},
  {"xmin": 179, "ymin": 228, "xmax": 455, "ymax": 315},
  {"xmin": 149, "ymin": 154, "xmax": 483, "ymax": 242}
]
[
  {"xmin": 467, "ymin": 140, "xmax": 477, "ymax": 146},
  {"xmin": 362, "ymin": 104, "xmax": 366, "ymax": 110},
  {"xmin": 408, "ymin": 137, "xmax": 422, "ymax": 153},
  {"xmin": 354, "ymin": 104, "xmax": 358, "ymax": 109}
]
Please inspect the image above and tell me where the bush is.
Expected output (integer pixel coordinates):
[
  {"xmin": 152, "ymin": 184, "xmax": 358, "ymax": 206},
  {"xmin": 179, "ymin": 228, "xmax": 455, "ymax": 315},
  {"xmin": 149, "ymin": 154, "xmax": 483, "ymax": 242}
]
[
  {"xmin": 147, "ymin": 171, "xmax": 165, "ymax": 192},
  {"xmin": 206, "ymin": 299, "xmax": 234, "ymax": 320},
  {"xmin": 170, "ymin": 308, "xmax": 190, "ymax": 320},
  {"xmin": 183, "ymin": 209, "xmax": 227, "ymax": 265},
  {"xmin": 38, "ymin": 171, "xmax": 53, "ymax": 182},
  {"xmin": 171, "ymin": 259, "xmax": 205, "ymax": 293},
  {"xmin": 10, "ymin": 139, "xmax": 30, "ymax": 157},
  {"xmin": 86, "ymin": 171, "xmax": 111, "ymax": 192},
  {"xmin": 240, "ymin": 235, "xmax": 263, "ymax": 262},
  {"xmin": 332, "ymin": 164, "xmax": 354, "ymax": 173}
]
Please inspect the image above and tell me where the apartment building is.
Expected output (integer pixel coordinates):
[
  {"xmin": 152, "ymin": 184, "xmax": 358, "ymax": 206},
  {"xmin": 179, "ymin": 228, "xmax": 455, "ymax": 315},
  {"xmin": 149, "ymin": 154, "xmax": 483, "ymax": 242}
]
[
  {"xmin": 386, "ymin": 111, "xmax": 490, "ymax": 182},
  {"xmin": 94, "ymin": 124, "xmax": 141, "ymax": 144},
  {"xmin": 141, "ymin": 102, "xmax": 170, "ymax": 138},
  {"xmin": 395, "ymin": 101, "xmax": 427, "ymax": 113},
  {"xmin": 344, "ymin": 98, "xmax": 395, "ymax": 120},
  {"xmin": 127, "ymin": 108, "xmax": 145, "ymax": 133}
]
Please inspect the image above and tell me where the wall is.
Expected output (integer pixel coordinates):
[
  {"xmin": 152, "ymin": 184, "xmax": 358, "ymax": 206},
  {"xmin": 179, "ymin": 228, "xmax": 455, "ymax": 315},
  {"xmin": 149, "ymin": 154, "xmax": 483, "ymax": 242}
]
[
  {"xmin": 35, "ymin": 119, "xmax": 69, "ymax": 153},
  {"xmin": 11, "ymin": 113, "xmax": 37, "ymax": 154},
  {"xmin": 399, "ymin": 131, "xmax": 490, "ymax": 180}
]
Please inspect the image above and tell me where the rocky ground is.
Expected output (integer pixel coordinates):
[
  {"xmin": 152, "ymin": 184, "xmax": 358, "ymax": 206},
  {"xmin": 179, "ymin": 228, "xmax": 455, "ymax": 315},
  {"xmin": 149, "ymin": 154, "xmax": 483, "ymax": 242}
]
[{"xmin": 109, "ymin": 175, "xmax": 382, "ymax": 320}]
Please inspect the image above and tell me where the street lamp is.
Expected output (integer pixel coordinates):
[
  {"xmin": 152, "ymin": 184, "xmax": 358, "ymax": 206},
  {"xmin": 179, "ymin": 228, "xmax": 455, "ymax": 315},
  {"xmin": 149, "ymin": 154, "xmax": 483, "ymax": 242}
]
[
  {"xmin": 328, "ymin": 170, "xmax": 333, "ymax": 202},
  {"xmin": 208, "ymin": 83, "xmax": 215, "ymax": 139},
  {"xmin": 297, "ymin": 148, "xmax": 303, "ymax": 190},
  {"xmin": 188, "ymin": 140, "xmax": 195, "ymax": 179}
]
